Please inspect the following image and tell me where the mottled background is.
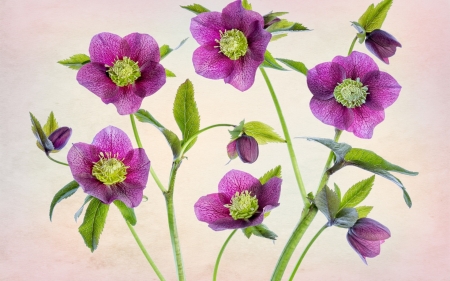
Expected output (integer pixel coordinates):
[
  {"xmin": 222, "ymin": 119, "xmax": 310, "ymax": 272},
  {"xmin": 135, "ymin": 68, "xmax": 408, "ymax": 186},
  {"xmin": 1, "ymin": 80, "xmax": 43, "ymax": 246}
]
[{"xmin": 1, "ymin": 0, "xmax": 449, "ymax": 280}]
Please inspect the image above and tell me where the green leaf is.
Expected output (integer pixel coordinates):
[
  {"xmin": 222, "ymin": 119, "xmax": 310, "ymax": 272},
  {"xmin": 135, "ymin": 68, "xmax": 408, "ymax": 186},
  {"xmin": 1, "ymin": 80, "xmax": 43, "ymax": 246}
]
[
  {"xmin": 334, "ymin": 208, "xmax": 358, "ymax": 228},
  {"xmin": 180, "ymin": 3, "xmax": 210, "ymax": 15},
  {"xmin": 259, "ymin": 165, "xmax": 282, "ymax": 185},
  {"xmin": 243, "ymin": 121, "xmax": 285, "ymax": 144},
  {"xmin": 265, "ymin": 19, "xmax": 309, "ymax": 33},
  {"xmin": 340, "ymin": 176, "xmax": 375, "ymax": 209},
  {"xmin": 263, "ymin": 11, "xmax": 289, "ymax": 26},
  {"xmin": 78, "ymin": 198, "xmax": 110, "ymax": 252},
  {"xmin": 173, "ymin": 79, "xmax": 200, "ymax": 154},
  {"xmin": 242, "ymin": 0, "xmax": 252, "ymax": 10},
  {"xmin": 165, "ymin": 68, "xmax": 176, "ymax": 77},
  {"xmin": 358, "ymin": 0, "xmax": 393, "ymax": 33},
  {"xmin": 334, "ymin": 183, "xmax": 341, "ymax": 202},
  {"xmin": 160, "ymin": 38, "xmax": 189, "ymax": 60},
  {"xmin": 242, "ymin": 224, "xmax": 278, "ymax": 240},
  {"xmin": 261, "ymin": 50, "xmax": 287, "ymax": 71},
  {"xmin": 74, "ymin": 195, "xmax": 93, "ymax": 222},
  {"xmin": 355, "ymin": 206, "xmax": 373, "ymax": 218},
  {"xmin": 306, "ymin": 137, "xmax": 352, "ymax": 164},
  {"xmin": 57, "ymin": 54, "xmax": 90, "ymax": 70},
  {"xmin": 30, "ymin": 112, "xmax": 54, "ymax": 154},
  {"xmin": 270, "ymin": 34, "xmax": 288, "ymax": 42},
  {"xmin": 134, "ymin": 109, "xmax": 182, "ymax": 158},
  {"xmin": 228, "ymin": 119, "xmax": 245, "ymax": 139},
  {"xmin": 43, "ymin": 111, "xmax": 59, "ymax": 136},
  {"xmin": 113, "ymin": 200, "xmax": 137, "ymax": 226},
  {"xmin": 315, "ymin": 185, "xmax": 340, "ymax": 224},
  {"xmin": 276, "ymin": 58, "xmax": 308, "ymax": 75},
  {"xmin": 49, "ymin": 180, "xmax": 79, "ymax": 221},
  {"xmin": 351, "ymin": 21, "xmax": 367, "ymax": 44}
]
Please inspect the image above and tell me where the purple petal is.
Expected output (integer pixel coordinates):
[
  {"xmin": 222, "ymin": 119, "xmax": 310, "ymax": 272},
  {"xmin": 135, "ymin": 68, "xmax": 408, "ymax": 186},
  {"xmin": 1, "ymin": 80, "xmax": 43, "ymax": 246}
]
[
  {"xmin": 246, "ymin": 21, "xmax": 272, "ymax": 61},
  {"xmin": 236, "ymin": 135, "xmax": 259, "ymax": 163},
  {"xmin": 363, "ymin": 71, "xmax": 401, "ymax": 111},
  {"xmin": 307, "ymin": 62, "xmax": 346, "ymax": 100},
  {"xmin": 227, "ymin": 140, "xmax": 238, "ymax": 160},
  {"xmin": 257, "ymin": 177, "xmax": 282, "ymax": 208},
  {"xmin": 218, "ymin": 170, "xmax": 261, "ymax": 202},
  {"xmin": 122, "ymin": 148, "xmax": 151, "ymax": 188},
  {"xmin": 48, "ymin": 127, "xmax": 72, "ymax": 150},
  {"xmin": 221, "ymin": 0, "xmax": 264, "ymax": 36},
  {"xmin": 310, "ymin": 97, "xmax": 354, "ymax": 130},
  {"xmin": 111, "ymin": 87, "xmax": 145, "ymax": 115},
  {"xmin": 194, "ymin": 193, "xmax": 231, "ymax": 224},
  {"xmin": 224, "ymin": 54, "xmax": 260, "ymax": 91},
  {"xmin": 91, "ymin": 126, "xmax": 133, "ymax": 157},
  {"xmin": 350, "ymin": 218, "xmax": 391, "ymax": 241},
  {"xmin": 333, "ymin": 51, "xmax": 379, "ymax": 81},
  {"xmin": 76, "ymin": 63, "xmax": 120, "ymax": 103},
  {"xmin": 209, "ymin": 211, "xmax": 265, "ymax": 231},
  {"xmin": 109, "ymin": 181, "xmax": 145, "ymax": 207},
  {"xmin": 133, "ymin": 62, "xmax": 166, "ymax": 98},
  {"xmin": 123, "ymin": 33, "xmax": 160, "ymax": 66},
  {"xmin": 190, "ymin": 12, "xmax": 225, "ymax": 45},
  {"xmin": 346, "ymin": 106, "xmax": 385, "ymax": 139},
  {"xmin": 89, "ymin": 32, "xmax": 128, "ymax": 66},
  {"xmin": 365, "ymin": 30, "xmax": 401, "ymax": 64},
  {"xmin": 67, "ymin": 143, "xmax": 101, "ymax": 177},
  {"xmin": 347, "ymin": 232, "xmax": 382, "ymax": 263},
  {"xmin": 192, "ymin": 44, "xmax": 234, "ymax": 79}
]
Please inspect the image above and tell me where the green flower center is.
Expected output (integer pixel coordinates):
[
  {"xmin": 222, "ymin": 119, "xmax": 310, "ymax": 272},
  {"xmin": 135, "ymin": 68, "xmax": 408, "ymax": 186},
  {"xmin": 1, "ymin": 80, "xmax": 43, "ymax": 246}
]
[
  {"xmin": 107, "ymin": 57, "xmax": 141, "ymax": 87},
  {"xmin": 333, "ymin": 78, "xmax": 369, "ymax": 108},
  {"xmin": 224, "ymin": 190, "xmax": 259, "ymax": 220},
  {"xmin": 92, "ymin": 152, "xmax": 129, "ymax": 185},
  {"xmin": 215, "ymin": 29, "xmax": 248, "ymax": 60}
]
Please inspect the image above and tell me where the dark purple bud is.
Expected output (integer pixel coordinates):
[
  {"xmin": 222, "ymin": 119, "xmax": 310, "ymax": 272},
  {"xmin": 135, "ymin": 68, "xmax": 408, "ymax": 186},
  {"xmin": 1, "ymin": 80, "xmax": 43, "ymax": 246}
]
[
  {"xmin": 346, "ymin": 218, "xmax": 391, "ymax": 264},
  {"xmin": 227, "ymin": 140, "xmax": 238, "ymax": 160},
  {"xmin": 264, "ymin": 17, "xmax": 281, "ymax": 29},
  {"xmin": 48, "ymin": 127, "xmax": 72, "ymax": 151},
  {"xmin": 236, "ymin": 135, "xmax": 259, "ymax": 164},
  {"xmin": 365, "ymin": 29, "xmax": 402, "ymax": 64}
]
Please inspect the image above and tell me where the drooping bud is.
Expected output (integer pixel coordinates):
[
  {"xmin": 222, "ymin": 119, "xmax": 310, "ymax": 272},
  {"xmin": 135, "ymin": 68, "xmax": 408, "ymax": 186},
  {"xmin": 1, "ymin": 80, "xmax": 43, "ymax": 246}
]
[
  {"xmin": 236, "ymin": 135, "xmax": 259, "ymax": 164},
  {"xmin": 48, "ymin": 127, "xmax": 72, "ymax": 151},
  {"xmin": 365, "ymin": 29, "xmax": 402, "ymax": 64},
  {"xmin": 227, "ymin": 140, "xmax": 238, "ymax": 160}
]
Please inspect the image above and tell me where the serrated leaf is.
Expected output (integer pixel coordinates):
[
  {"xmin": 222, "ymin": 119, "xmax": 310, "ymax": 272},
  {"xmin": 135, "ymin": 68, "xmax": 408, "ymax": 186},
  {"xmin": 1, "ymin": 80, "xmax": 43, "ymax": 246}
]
[
  {"xmin": 358, "ymin": 0, "xmax": 393, "ymax": 33},
  {"xmin": 276, "ymin": 58, "xmax": 308, "ymax": 75},
  {"xmin": 43, "ymin": 111, "xmax": 59, "ymax": 136},
  {"xmin": 259, "ymin": 165, "xmax": 282, "ymax": 185},
  {"xmin": 263, "ymin": 11, "xmax": 289, "ymax": 26},
  {"xmin": 243, "ymin": 224, "xmax": 277, "ymax": 240},
  {"xmin": 173, "ymin": 79, "xmax": 200, "ymax": 154},
  {"xmin": 306, "ymin": 137, "xmax": 352, "ymax": 164},
  {"xmin": 242, "ymin": 0, "xmax": 252, "ymax": 10},
  {"xmin": 334, "ymin": 183, "xmax": 341, "ymax": 202},
  {"xmin": 315, "ymin": 185, "xmax": 340, "ymax": 224},
  {"xmin": 265, "ymin": 19, "xmax": 309, "ymax": 33},
  {"xmin": 270, "ymin": 34, "xmax": 288, "ymax": 42},
  {"xmin": 113, "ymin": 200, "xmax": 137, "ymax": 226},
  {"xmin": 261, "ymin": 50, "xmax": 287, "ymax": 71},
  {"xmin": 160, "ymin": 38, "xmax": 189, "ymax": 60},
  {"xmin": 49, "ymin": 180, "xmax": 79, "ymax": 221},
  {"xmin": 355, "ymin": 206, "xmax": 373, "ymax": 218},
  {"xmin": 334, "ymin": 208, "xmax": 358, "ymax": 228},
  {"xmin": 57, "ymin": 54, "xmax": 90, "ymax": 70},
  {"xmin": 340, "ymin": 176, "xmax": 375, "ymax": 210},
  {"xmin": 78, "ymin": 198, "xmax": 109, "ymax": 252},
  {"xmin": 134, "ymin": 109, "xmax": 182, "ymax": 158},
  {"xmin": 180, "ymin": 3, "xmax": 210, "ymax": 15},
  {"xmin": 74, "ymin": 195, "xmax": 93, "ymax": 222},
  {"xmin": 30, "ymin": 112, "xmax": 54, "ymax": 154},
  {"xmin": 243, "ymin": 121, "xmax": 285, "ymax": 144},
  {"xmin": 165, "ymin": 68, "xmax": 176, "ymax": 77},
  {"xmin": 229, "ymin": 119, "xmax": 245, "ymax": 139}
]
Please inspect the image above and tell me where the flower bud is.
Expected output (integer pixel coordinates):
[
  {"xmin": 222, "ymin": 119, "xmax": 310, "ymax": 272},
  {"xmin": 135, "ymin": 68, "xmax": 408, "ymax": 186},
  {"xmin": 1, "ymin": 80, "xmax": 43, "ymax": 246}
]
[
  {"xmin": 48, "ymin": 127, "xmax": 72, "ymax": 151},
  {"xmin": 227, "ymin": 139, "xmax": 238, "ymax": 160},
  {"xmin": 236, "ymin": 135, "xmax": 259, "ymax": 164},
  {"xmin": 365, "ymin": 29, "xmax": 402, "ymax": 64}
]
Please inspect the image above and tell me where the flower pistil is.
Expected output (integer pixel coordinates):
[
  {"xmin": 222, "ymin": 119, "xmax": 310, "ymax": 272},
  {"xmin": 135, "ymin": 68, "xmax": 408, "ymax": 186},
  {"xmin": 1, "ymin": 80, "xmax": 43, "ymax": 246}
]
[
  {"xmin": 92, "ymin": 152, "xmax": 129, "ymax": 185},
  {"xmin": 215, "ymin": 29, "xmax": 248, "ymax": 60},
  {"xmin": 107, "ymin": 57, "xmax": 141, "ymax": 87},
  {"xmin": 225, "ymin": 190, "xmax": 259, "ymax": 220},
  {"xmin": 334, "ymin": 78, "xmax": 369, "ymax": 108}
]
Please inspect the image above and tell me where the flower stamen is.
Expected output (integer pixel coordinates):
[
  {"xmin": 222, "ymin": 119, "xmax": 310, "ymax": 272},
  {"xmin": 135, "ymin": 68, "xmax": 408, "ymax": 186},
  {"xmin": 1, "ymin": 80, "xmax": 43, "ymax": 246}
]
[
  {"xmin": 215, "ymin": 29, "xmax": 248, "ymax": 60},
  {"xmin": 224, "ymin": 190, "xmax": 259, "ymax": 220},
  {"xmin": 107, "ymin": 57, "xmax": 141, "ymax": 87},
  {"xmin": 334, "ymin": 78, "xmax": 369, "ymax": 108},
  {"xmin": 92, "ymin": 152, "xmax": 129, "ymax": 185}
]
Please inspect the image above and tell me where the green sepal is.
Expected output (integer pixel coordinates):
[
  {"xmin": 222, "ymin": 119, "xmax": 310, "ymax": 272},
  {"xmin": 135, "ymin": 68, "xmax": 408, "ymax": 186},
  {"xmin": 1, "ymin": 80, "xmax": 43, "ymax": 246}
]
[
  {"xmin": 165, "ymin": 69, "xmax": 176, "ymax": 77},
  {"xmin": 78, "ymin": 198, "xmax": 110, "ymax": 252},
  {"xmin": 135, "ymin": 109, "xmax": 182, "ymax": 159},
  {"xmin": 315, "ymin": 185, "xmax": 340, "ymax": 225},
  {"xmin": 261, "ymin": 50, "xmax": 287, "ymax": 71},
  {"xmin": 242, "ymin": 0, "xmax": 252, "ymax": 10},
  {"xmin": 259, "ymin": 165, "xmax": 282, "ymax": 185},
  {"xmin": 113, "ymin": 200, "xmax": 137, "ymax": 226},
  {"xmin": 242, "ymin": 224, "xmax": 278, "ymax": 240},
  {"xmin": 355, "ymin": 206, "xmax": 373, "ymax": 218},
  {"xmin": 74, "ymin": 195, "xmax": 93, "ymax": 222},
  {"xmin": 265, "ymin": 19, "xmax": 309, "ymax": 33},
  {"xmin": 30, "ymin": 112, "xmax": 54, "ymax": 154},
  {"xmin": 263, "ymin": 11, "xmax": 289, "ymax": 26},
  {"xmin": 333, "ymin": 208, "xmax": 358, "ymax": 228},
  {"xmin": 57, "ymin": 54, "xmax": 90, "ymax": 70},
  {"xmin": 243, "ymin": 121, "xmax": 285, "ymax": 144},
  {"xmin": 180, "ymin": 4, "xmax": 210, "ymax": 15},
  {"xmin": 275, "ymin": 58, "xmax": 308, "ymax": 75},
  {"xmin": 351, "ymin": 21, "xmax": 367, "ymax": 44},
  {"xmin": 228, "ymin": 120, "xmax": 245, "ymax": 140},
  {"xmin": 334, "ymin": 183, "xmax": 341, "ymax": 202},
  {"xmin": 340, "ymin": 176, "xmax": 375, "ymax": 210},
  {"xmin": 173, "ymin": 79, "xmax": 200, "ymax": 154},
  {"xmin": 49, "ymin": 180, "xmax": 79, "ymax": 221},
  {"xmin": 357, "ymin": 0, "xmax": 393, "ymax": 33},
  {"xmin": 270, "ymin": 34, "xmax": 288, "ymax": 42},
  {"xmin": 159, "ymin": 38, "xmax": 189, "ymax": 60}
]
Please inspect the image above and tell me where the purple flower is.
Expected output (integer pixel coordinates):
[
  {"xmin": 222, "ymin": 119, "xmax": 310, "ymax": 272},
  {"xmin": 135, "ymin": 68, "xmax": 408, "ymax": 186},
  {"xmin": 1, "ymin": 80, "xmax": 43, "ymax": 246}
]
[
  {"xmin": 190, "ymin": 0, "xmax": 271, "ymax": 91},
  {"xmin": 194, "ymin": 170, "xmax": 281, "ymax": 231},
  {"xmin": 48, "ymin": 127, "xmax": 72, "ymax": 151},
  {"xmin": 67, "ymin": 126, "xmax": 150, "ymax": 208},
  {"xmin": 227, "ymin": 135, "xmax": 259, "ymax": 163},
  {"xmin": 77, "ymin": 32, "xmax": 166, "ymax": 115},
  {"xmin": 307, "ymin": 51, "xmax": 401, "ymax": 138},
  {"xmin": 365, "ymin": 29, "xmax": 402, "ymax": 64},
  {"xmin": 347, "ymin": 218, "xmax": 391, "ymax": 264}
]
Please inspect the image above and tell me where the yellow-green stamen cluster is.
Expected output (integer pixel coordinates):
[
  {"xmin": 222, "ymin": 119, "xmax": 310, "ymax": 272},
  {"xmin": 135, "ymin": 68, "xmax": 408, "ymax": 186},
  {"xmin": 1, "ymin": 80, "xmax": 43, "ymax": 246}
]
[
  {"xmin": 334, "ymin": 78, "xmax": 369, "ymax": 108},
  {"xmin": 92, "ymin": 152, "xmax": 129, "ymax": 185},
  {"xmin": 215, "ymin": 29, "xmax": 248, "ymax": 60},
  {"xmin": 107, "ymin": 57, "xmax": 141, "ymax": 87},
  {"xmin": 225, "ymin": 190, "xmax": 259, "ymax": 220}
]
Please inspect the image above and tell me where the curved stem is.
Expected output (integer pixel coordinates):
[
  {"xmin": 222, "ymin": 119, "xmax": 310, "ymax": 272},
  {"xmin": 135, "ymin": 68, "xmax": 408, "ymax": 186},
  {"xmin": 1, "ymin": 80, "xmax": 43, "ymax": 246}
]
[
  {"xmin": 126, "ymin": 220, "xmax": 166, "ymax": 281},
  {"xmin": 316, "ymin": 129, "xmax": 342, "ymax": 193},
  {"xmin": 348, "ymin": 36, "xmax": 358, "ymax": 55},
  {"xmin": 46, "ymin": 154, "xmax": 69, "ymax": 166},
  {"xmin": 259, "ymin": 67, "xmax": 309, "ymax": 208},
  {"xmin": 288, "ymin": 224, "xmax": 328, "ymax": 281},
  {"xmin": 213, "ymin": 229, "xmax": 237, "ymax": 281}
]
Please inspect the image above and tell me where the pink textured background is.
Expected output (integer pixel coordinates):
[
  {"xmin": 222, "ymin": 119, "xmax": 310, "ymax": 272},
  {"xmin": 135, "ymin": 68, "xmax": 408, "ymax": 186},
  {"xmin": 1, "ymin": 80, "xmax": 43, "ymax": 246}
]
[{"xmin": 1, "ymin": 0, "xmax": 449, "ymax": 280}]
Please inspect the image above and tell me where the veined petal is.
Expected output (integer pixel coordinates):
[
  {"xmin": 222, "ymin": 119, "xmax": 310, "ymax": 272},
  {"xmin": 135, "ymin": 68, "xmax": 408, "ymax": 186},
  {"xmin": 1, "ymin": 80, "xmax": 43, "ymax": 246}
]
[
  {"xmin": 365, "ymin": 30, "xmax": 402, "ymax": 64},
  {"xmin": 123, "ymin": 33, "xmax": 160, "ymax": 66},
  {"xmin": 190, "ymin": 11, "xmax": 225, "ymax": 45},
  {"xmin": 257, "ymin": 177, "xmax": 282, "ymax": 208},
  {"xmin": 222, "ymin": 0, "xmax": 264, "ymax": 36},
  {"xmin": 307, "ymin": 62, "xmax": 346, "ymax": 100},
  {"xmin": 134, "ymin": 62, "xmax": 166, "ymax": 98},
  {"xmin": 218, "ymin": 170, "xmax": 261, "ymax": 202},
  {"xmin": 347, "ymin": 232, "xmax": 382, "ymax": 262},
  {"xmin": 227, "ymin": 140, "xmax": 238, "ymax": 160},
  {"xmin": 76, "ymin": 63, "xmax": 120, "ymax": 104},
  {"xmin": 194, "ymin": 193, "xmax": 231, "ymax": 224},
  {"xmin": 48, "ymin": 127, "xmax": 72, "ymax": 150},
  {"xmin": 67, "ymin": 143, "xmax": 101, "ymax": 176},
  {"xmin": 89, "ymin": 32, "xmax": 127, "ymax": 66},
  {"xmin": 333, "ymin": 51, "xmax": 379, "ymax": 81},
  {"xmin": 209, "ymin": 211, "xmax": 264, "ymax": 231},
  {"xmin": 346, "ymin": 106, "xmax": 385, "ymax": 139},
  {"xmin": 122, "ymin": 148, "xmax": 150, "ymax": 188},
  {"xmin": 112, "ymin": 87, "xmax": 144, "ymax": 115},
  {"xmin": 310, "ymin": 97, "xmax": 354, "ymax": 130},
  {"xmin": 91, "ymin": 126, "xmax": 133, "ymax": 157},
  {"xmin": 224, "ymin": 54, "xmax": 260, "ymax": 91},
  {"xmin": 350, "ymin": 218, "xmax": 391, "ymax": 241},
  {"xmin": 110, "ymin": 181, "xmax": 145, "ymax": 207},
  {"xmin": 246, "ymin": 21, "xmax": 271, "ymax": 61},
  {"xmin": 363, "ymin": 71, "xmax": 401, "ymax": 111},
  {"xmin": 193, "ymin": 44, "xmax": 234, "ymax": 79}
]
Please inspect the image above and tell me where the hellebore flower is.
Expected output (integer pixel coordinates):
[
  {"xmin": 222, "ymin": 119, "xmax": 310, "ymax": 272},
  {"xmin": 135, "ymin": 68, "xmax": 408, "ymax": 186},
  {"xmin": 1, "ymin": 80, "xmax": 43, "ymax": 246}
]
[
  {"xmin": 67, "ymin": 126, "xmax": 150, "ymax": 208},
  {"xmin": 307, "ymin": 51, "xmax": 401, "ymax": 138},
  {"xmin": 190, "ymin": 0, "xmax": 271, "ymax": 91},
  {"xmin": 227, "ymin": 134, "xmax": 259, "ymax": 163},
  {"xmin": 77, "ymin": 32, "xmax": 166, "ymax": 115},
  {"xmin": 194, "ymin": 169, "xmax": 281, "ymax": 231},
  {"xmin": 365, "ymin": 29, "xmax": 402, "ymax": 64},
  {"xmin": 48, "ymin": 127, "xmax": 72, "ymax": 151},
  {"xmin": 347, "ymin": 218, "xmax": 391, "ymax": 264}
]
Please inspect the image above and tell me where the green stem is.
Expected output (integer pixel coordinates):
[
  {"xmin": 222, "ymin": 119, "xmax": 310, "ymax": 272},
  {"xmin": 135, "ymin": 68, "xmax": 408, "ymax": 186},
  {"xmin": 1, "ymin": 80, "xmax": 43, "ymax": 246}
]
[
  {"xmin": 46, "ymin": 154, "xmax": 69, "ymax": 166},
  {"xmin": 126, "ymin": 220, "xmax": 166, "ymax": 281},
  {"xmin": 259, "ymin": 67, "xmax": 309, "ymax": 208},
  {"xmin": 213, "ymin": 229, "xmax": 237, "ymax": 281},
  {"xmin": 348, "ymin": 36, "xmax": 357, "ymax": 55},
  {"xmin": 288, "ymin": 224, "xmax": 328, "ymax": 281},
  {"xmin": 316, "ymin": 129, "xmax": 342, "ymax": 193}
]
